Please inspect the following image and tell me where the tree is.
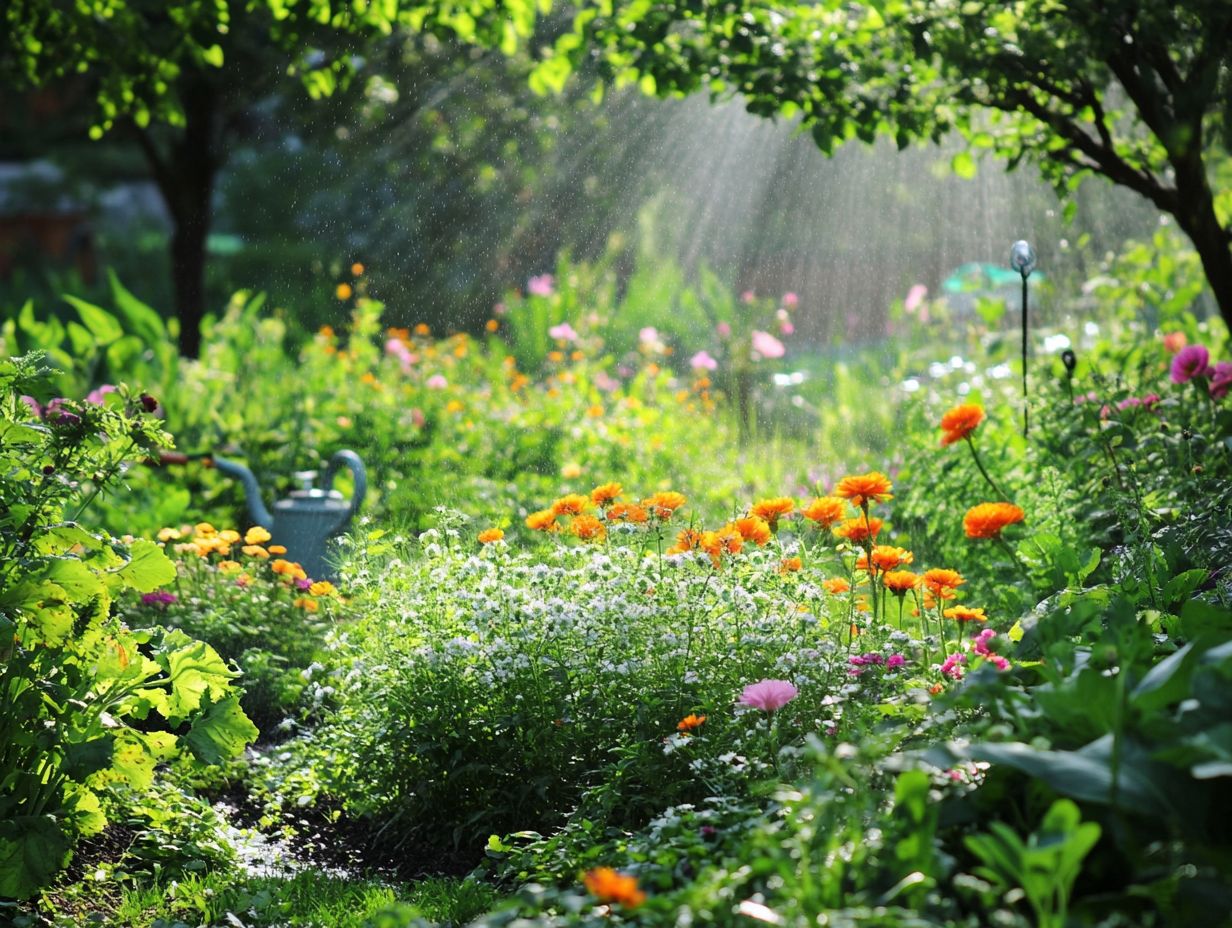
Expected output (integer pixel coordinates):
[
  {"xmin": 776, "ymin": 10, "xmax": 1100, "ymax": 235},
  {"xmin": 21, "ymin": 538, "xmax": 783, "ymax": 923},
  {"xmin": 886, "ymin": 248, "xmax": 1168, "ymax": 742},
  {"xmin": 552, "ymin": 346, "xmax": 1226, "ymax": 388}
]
[
  {"xmin": 525, "ymin": 0, "xmax": 1232, "ymax": 330},
  {"xmin": 2, "ymin": 0, "xmax": 534, "ymax": 356}
]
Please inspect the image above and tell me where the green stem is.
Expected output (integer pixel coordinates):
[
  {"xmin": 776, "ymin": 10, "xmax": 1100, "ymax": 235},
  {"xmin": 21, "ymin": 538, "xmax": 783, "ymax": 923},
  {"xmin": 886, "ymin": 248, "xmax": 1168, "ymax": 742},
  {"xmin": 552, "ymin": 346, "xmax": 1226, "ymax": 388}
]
[{"xmin": 964, "ymin": 435, "xmax": 1009, "ymax": 500}]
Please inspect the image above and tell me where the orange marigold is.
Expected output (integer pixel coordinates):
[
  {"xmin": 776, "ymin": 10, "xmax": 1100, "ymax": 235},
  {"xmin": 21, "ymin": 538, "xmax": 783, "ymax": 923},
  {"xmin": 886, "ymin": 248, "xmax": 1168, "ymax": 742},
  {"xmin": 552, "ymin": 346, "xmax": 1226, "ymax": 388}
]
[
  {"xmin": 294, "ymin": 596, "xmax": 319, "ymax": 612},
  {"xmin": 750, "ymin": 497, "xmax": 795, "ymax": 524},
  {"xmin": 677, "ymin": 714, "xmax": 707, "ymax": 732},
  {"xmin": 643, "ymin": 491, "xmax": 687, "ymax": 519},
  {"xmin": 730, "ymin": 516, "xmax": 772, "ymax": 546},
  {"xmin": 525, "ymin": 509, "xmax": 558, "ymax": 532},
  {"xmin": 703, "ymin": 526, "xmax": 744, "ymax": 559},
  {"xmin": 666, "ymin": 528, "xmax": 705, "ymax": 555},
  {"xmin": 922, "ymin": 568, "xmax": 966, "ymax": 596},
  {"xmin": 268, "ymin": 544, "xmax": 287, "ymax": 555},
  {"xmin": 944, "ymin": 605, "xmax": 988, "ymax": 622},
  {"xmin": 478, "ymin": 528, "xmax": 505, "ymax": 544},
  {"xmin": 778, "ymin": 556, "xmax": 803, "ymax": 574},
  {"xmin": 590, "ymin": 482, "xmax": 623, "ymax": 507},
  {"xmin": 883, "ymin": 570, "xmax": 918, "ymax": 594},
  {"xmin": 272, "ymin": 558, "xmax": 307, "ymax": 581},
  {"xmin": 834, "ymin": 472, "xmax": 894, "ymax": 507},
  {"xmin": 940, "ymin": 403, "xmax": 985, "ymax": 446},
  {"xmin": 551, "ymin": 493, "xmax": 590, "ymax": 516},
  {"xmin": 870, "ymin": 545, "xmax": 914, "ymax": 572},
  {"xmin": 802, "ymin": 496, "xmax": 846, "ymax": 526},
  {"xmin": 571, "ymin": 515, "xmax": 607, "ymax": 541},
  {"xmin": 833, "ymin": 516, "xmax": 883, "ymax": 543},
  {"xmin": 822, "ymin": 577, "xmax": 851, "ymax": 595},
  {"xmin": 963, "ymin": 502, "xmax": 1026, "ymax": 539},
  {"xmin": 608, "ymin": 502, "xmax": 648, "ymax": 524},
  {"xmin": 582, "ymin": 868, "xmax": 646, "ymax": 909}
]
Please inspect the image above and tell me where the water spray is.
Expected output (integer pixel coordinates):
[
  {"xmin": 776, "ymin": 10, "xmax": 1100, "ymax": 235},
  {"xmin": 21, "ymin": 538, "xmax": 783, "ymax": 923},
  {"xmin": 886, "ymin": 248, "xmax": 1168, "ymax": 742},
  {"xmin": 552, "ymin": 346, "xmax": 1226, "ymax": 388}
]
[{"xmin": 1010, "ymin": 240, "xmax": 1037, "ymax": 437}]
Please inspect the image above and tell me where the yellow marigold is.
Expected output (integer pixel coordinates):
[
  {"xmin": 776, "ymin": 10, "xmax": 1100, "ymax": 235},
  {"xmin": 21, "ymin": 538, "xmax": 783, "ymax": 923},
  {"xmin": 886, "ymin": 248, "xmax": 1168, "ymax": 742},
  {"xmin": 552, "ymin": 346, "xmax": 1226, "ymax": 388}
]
[
  {"xmin": 750, "ymin": 497, "xmax": 795, "ymax": 524},
  {"xmin": 963, "ymin": 502, "xmax": 1026, "ymax": 539},
  {"xmin": 883, "ymin": 570, "xmax": 918, "ymax": 594},
  {"xmin": 216, "ymin": 560, "xmax": 242, "ymax": 573},
  {"xmin": 561, "ymin": 462, "xmax": 582, "ymax": 479},
  {"xmin": 551, "ymin": 494, "xmax": 590, "ymax": 517},
  {"xmin": 272, "ymin": 558, "xmax": 307, "ymax": 580},
  {"xmin": 335, "ymin": 282, "xmax": 353, "ymax": 300},
  {"xmin": 834, "ymin": 472, "xmax": 894, "ymax": 507},
  {"xmin": 218, "ymin": 529, "xmax": 241, "ymax": 544},
  {"xmin": 940, "ymin": 403, "xmax": 985, "ymax": 446},
  {"xmin": 944, "ymin": 605, "xmax": 988, "ymax": 622},
  {"xmin": 922, "ymin": 568, "xmax": 966, "ymax": 596},
  {"xmin": 157, "ymin": 527, "xmax": 182, "ymax": 542},
  {"xmin": 478, "ymin": 528, "xmax": 505, "ymax": 544},
  {"xmin": 194, "ymin": 522, "xmax": 217, "ymax": 537},
  {"xmin": 244, "ymin": 525, "xmax": 272, "ymax": 545},
  {"xmin": 778, "ymin": 556, "xmax": 803, "ymax": 574},
  {"xmin": 871, "ymin": 545, "xmax": 914, "ymax": 572},
  {"xmin": 730, "ymin": 516, "xmax": 772, "ymax": 546},
  {"xmin": 608, "ymin": 502, "xmax": 648, "ymax": 524},
  {"xmin": 822, "ymin": 577, "xmax": 851, "ymax": 595},
  {"xmin": 587, "ymin": 404, "xmax": 605, "ymax": 418},
  {"xmin": 268, "ymin": 544, "xmax": 287, "ymax": 555},
  {"xmin": 525, "ymin": 509, "xmax": 558, "ymax": 532},
  {"xmin": 643, "ymin": 491, "xmax": 687, "ymax": 520},
  {"xmin": 571, "ymin": 515, "xmax": 607, "ymax": 541},
  {"xmin": 242, "ymin": 544, "xmax": 269, "ymax": 559},
  {"xmin": 802, "ymin": 496, "xmax": 846, "ymax": 526},
  {"xmin": 833, "ymin": 516, "xmax": 884, "ymax": 543},
  {"xmin": 590, "ymin": 482, "xmax": 623, "ymax": 507},
  {"xmin": 677, "ymin": 714, "xmax": 707, "ymax": 732},
  {"xmin": 294, "ymin": 596, "xmax": 319, "ymax": 612},
  {"xmin": 582, "ymin": 868, "xmax": 646, "ymax": 909}
]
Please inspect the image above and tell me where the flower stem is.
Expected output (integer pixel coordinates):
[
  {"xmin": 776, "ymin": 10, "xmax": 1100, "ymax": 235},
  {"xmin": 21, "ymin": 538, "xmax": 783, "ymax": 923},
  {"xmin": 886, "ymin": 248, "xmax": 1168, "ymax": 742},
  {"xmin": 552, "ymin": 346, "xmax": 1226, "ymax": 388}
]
[{"xmin": 964, "ymin": 435, "xmax": 1009, "ymax": 500}]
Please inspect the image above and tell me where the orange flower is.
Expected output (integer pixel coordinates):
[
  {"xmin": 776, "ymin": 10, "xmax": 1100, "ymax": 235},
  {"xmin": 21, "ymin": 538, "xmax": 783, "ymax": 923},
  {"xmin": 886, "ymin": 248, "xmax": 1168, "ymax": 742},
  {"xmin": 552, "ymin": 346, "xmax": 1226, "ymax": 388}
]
[
  {"xmin": 268, "ymin": 544, "xmax": 287, "ymax": 555},
  {"xmin": 778, "ymin": 556, "xmax": 803, "ymax": 574},
  {"xmin": 590, "ymin": 482, "xmax": 623, "ymax": 507},
  {"xmin": 677, "ymin": 714, "xmax": 707, "ymax": 732},
  {"xmin": 218, "ymin": 529, "xmax": 241, "ymax": 544},
  {"xmin": 643, "ymin": 491, "xmax": 687, "ymax": 520},
  {"xmin": 551, "ymin": 494, "xmax": 590, "ymax": 516},
  {"xmin": 485, "ymin": 318, "xmax": 500, "ymax": 333},
  {"xmin": 834, "ymin": 472, "xmax": 894, "ymax": 507},
  {"xmin": 351, "ymin": 261, "xmax": 365, "ymax": 276},
  {"xmin": 750, "ymin": 497, "xmax": 795, "ymax": 525},
  {"xmin": 922, "ymin": 568, "xmax": 965, "ymax": 597},
  {"xmin": 608, "ymin": 502, "xmax": 648, "ymax": 524},
  {"xmin": 730, "ymin": 516, "xmax": 772, "ymax": 546},
  {"xmin": 413, "ymin": 323, "xmax": 430, "ymax": 336},
  {"xmin": 272, "ymin": 559, "xmax": 308, "ymax": 581},
  {"xmin": 582, "ymin": 868, "xmax": 646, "ymax": 909},
  {"xmin": 822, "ymin": 577, "xmax": 851, "ymax": 595},
  {"xmin": 802, "ymin": 496, "xmax": 846, "ymax": 527},
  {"xmin": 940, "ymin": 403, "xmax": 985, "ymax": 446},
  {"xmin": 478, "ymin": 528, "xmax": 505, "ymax": 544},
  {"xmin": 666, "ymin": 528, "xmax": 705, "ymax": 555},
  {"xmin": 883, "ymin": 570, "xmax": 918, "ymax": 594},
  {"xmin": 294, "ymin": 596, "xmax": 319, "ymax": 612},
  {"xmin": 335, "ymin": 282, "xmax": 352, "ymax": 300},
  {"xmin": 241, "ymin": 544, "xmax": 269, "ymax": 559},
  {"xmin": 571, "ymin": 515, "xmax": 607, "ymax": 541},
  {"xmin": 870, "ymin": 545, "xmax": 913, "ymax": 572},
  {"xmin": 963, "ymin": 502, "xmax": 1025, "ymax": 539},
  {"xmin": 216, "ymin": 560, "xmax": 241, "ymax": 572},
  {"xmin": 195, "ymin": 523, "xmax": 217, "ymax": 537},
  {"xmin": 525, "ymin": 509, "xmax": 558, "ymax": 532},
  {"xmin": 833, "ymin": 516, "xmax": 883, "ymax": 543},
  {"xmin": 944, "ymin": 605, "xmax": 988, "ymax": 622},
  {"xmin": 703, "ymin": 526, "xmax": 744, "ymax": 559}
]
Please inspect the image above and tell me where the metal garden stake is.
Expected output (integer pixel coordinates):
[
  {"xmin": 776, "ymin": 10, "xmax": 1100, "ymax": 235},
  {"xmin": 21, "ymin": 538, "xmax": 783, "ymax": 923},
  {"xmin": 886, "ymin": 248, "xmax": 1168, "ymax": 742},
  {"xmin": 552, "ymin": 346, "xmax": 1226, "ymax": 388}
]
[{"xmin": 1010, "ymin": 240, "xmax": 1037, "ymax": 437}]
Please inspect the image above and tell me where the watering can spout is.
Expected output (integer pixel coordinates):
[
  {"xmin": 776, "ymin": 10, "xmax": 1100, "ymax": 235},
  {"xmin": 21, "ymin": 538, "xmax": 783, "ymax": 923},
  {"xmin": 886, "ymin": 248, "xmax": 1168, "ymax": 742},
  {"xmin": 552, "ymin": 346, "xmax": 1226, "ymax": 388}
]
[{"xmin": 210, "ymin": 456, "xmax": 274, "ymax": 528}]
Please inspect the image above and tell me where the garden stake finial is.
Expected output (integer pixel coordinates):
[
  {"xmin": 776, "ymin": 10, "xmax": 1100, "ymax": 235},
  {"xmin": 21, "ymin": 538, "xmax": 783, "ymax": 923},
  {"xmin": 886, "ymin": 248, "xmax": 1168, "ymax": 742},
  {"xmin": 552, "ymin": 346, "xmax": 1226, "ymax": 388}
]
[{"xmin": 1010, "ymin": 240, "xmax": 1037, "ymax": 437}]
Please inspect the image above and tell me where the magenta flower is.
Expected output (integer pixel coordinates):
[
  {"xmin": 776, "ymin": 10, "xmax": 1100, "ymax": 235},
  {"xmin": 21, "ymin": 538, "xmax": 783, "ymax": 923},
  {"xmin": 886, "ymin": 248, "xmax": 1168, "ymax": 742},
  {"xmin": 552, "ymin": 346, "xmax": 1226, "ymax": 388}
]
[
  {"xmin": 782, "ymin": 291, "xmax": 799, "ymax": 308},
  {"xmin": 751, "ymin": 330, "xmax": 786, "ymax": 360},
  {"xmin": 886, "ymin": 654, "xmax": 906, "ymax": 670},
  {"xmin": 690, "ymin": 350, "xmax": 718, "ymax": 371},
  {"xmin": 548, "ymin": 322, "xmax": 577, "ymax": 342},
  {"xmin": 1210, "ymin": 362, "xmax": 1232, "ymax": 400},
  {"xmin": 141, "ymin": 591, "xmax": 178, "ymax": 606},
  {"xmin": 85, "ymin": 384, "xmax": 118, "ymax": 406},
  {"xmin": 426, "ymin": 374, "xmax": 448, "ymax": 389},
  {"xmin": 527, "ymin": 274, "xmax": 554, "ymax": 297},
  {"xmin": 19, "ymin": 395, "xmax": 41, "ymax": 418},
  {"xmin": 939, "ymin": 653, "xmax": 966, "ymax": 680},
  {"xmin": 737, "ymin": 679, "xmax": 798, "ymax": 712},
  {"xmin": 1171, "ymin": 345, "xmax": 1213, "ymax": 384}
]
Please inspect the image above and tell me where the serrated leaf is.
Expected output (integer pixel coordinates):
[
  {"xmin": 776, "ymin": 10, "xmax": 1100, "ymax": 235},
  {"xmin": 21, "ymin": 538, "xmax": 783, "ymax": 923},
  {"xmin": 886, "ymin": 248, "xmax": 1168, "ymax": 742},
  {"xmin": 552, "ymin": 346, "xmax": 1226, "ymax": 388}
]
[
  {"xmin": 160, "ymin": 632, "xmax": 237, "ymax": 720},
  {"xmin": 112, "ymin": 538, "xmax": 176, "ymax": 592},
  {"xmin": 184, "ymin": 695, "xmax": 258, "ymax": 765}
]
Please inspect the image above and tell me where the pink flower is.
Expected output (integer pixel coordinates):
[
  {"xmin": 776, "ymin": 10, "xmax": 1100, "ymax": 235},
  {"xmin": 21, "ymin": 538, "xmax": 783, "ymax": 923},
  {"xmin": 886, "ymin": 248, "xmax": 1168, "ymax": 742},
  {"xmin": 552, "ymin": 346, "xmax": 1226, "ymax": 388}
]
[
  {"xmin": 740, "ymin": 290, "xmax": 756, "ymax": 304},
  {"xmin": 19, "ymin": 395, "xmax": 41, "ymax": 418},
  {"xmin": 426, "ymin": 374, "xmax": 448, "ymax": 389},
  {"xmin": 1162, "ymin": 331, "xmax": 1188, "ymax": 354},
  {"xmin": 493, "ymin": 302, "xmax": 507, "ymax": 316},
  {"xmin": 548, "ymin": 322, "xmax": 577, "ymax": 342},
  {"xmin": 411, "ymin": 408, "xmax": 426, "ymax": 427},
  {"xmin": 782, "ymin": 291, "xmax": 799, "ymax": 308},
  {"xmin": 779, "ymin": 320, "xmax": 795, "ymax": 335},
  {"xmin": 939, "ymin": 653, "xmax": 966, "ymax": 680},
  {"xmin": 737, "ymin": 679, "xmax": 798, "ymax": 712},
  {"xmin": 1171, "ymin": 345, "xmax": 1213, "ymax": 384},
  {"xmin": 690, "ymin": 351, "xmax": 718, "ymax": 371},
  {"xmin": 751, "ymin": 330, "xmax": 785, "ymax": 360},
  {"xmin": 527, "ymin": 274, "xmax": 554, "ymax": 297},
  {"xmin": 1210, "ymin": 362, "xmax": 1232, "ymax": 400},
  {"xmin": 595, "ymin": 371, "xmax": 620, "ymax": 392},
  {"xmin": 638, "ymin": 327, "xmax": 659, "ymax": 345},
  {"xmin": 386, "ymin": 338, "xmax": 414, "ymax": 369},
  {"xmin": 886, "ymin": 654, "xmax": 906, "ymax": 670},
  {"xmin": 904, "ymin": 284, "xmax": 928, "ymax": 314},
  {"xmin": 716, "ymin": 322, "xmax": 732, "ymax": 338},
  {"xmin": 86, "ymin": 384, "xmax": 118, "ymax": 406}
]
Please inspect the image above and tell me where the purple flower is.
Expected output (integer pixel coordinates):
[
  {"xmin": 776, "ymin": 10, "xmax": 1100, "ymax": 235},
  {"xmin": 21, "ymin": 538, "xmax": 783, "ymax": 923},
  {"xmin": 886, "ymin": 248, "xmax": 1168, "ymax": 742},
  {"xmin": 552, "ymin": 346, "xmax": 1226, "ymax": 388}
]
[
  {"xmin": 20, "ymin": 395, "xmax": 42, "ymax": 418},
  {"xmin": 548, "ymin": 322, "xmax": 577, "ymax": 342},
  {"xmin": 141, "ymin": 591, "xmax": 178, "ymax": 606},
  {"xmin": 85, "ymin": 384, "xmax": 118, "ymax": 406},
  {"xmin": 1210, "ymin": 362, "xmax": 1232, "ymax": 400},
  {"xmin": 690, "ymin": 350, "xmax": 718, "ymax": 371},
  {"xmin": 751, "ymin": 330, "xmax": 785, "ymax": 360},
  {"xmin": 140, "ymin": 393, "xmax": 159, "ymax": 413},
  {"xmin": 737, "ymin": 679, "xmax": 798, "ymax": 712},
  {"xmin": 527, "ymin": 274, "xmax": 555, "ymax": 297},
  {"xmin": 1171, "ymin": 345, "xmax": 1213, "ymax": 384},
  {"xmin": 295, "ymin": 577, "xmax": 313, "ymax": 590}
]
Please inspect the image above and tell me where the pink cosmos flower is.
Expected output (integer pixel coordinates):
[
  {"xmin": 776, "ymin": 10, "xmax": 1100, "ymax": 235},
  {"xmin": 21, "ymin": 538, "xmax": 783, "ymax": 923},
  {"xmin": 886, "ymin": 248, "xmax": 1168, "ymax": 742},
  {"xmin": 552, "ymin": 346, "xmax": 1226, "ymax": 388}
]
[
  {"xmin": 426, "ymin": 374, "xmax": 448, "ymax": 389},
  {"xmin": 493, "ymin": 302, "xmax": 507, "ymax": 316},
  {"xmin": 639, "ymin": 327, "xmax": 659, "ymax": 345},
  {"xmin": 548, "ymin": 322, "xmax": 578, "ymax": 342},
  {"xmin": 737, "ymin": 679, "xmax": 798, "ymax": 712},
  {"xmin": 1210, "ymin": 362, "xmax": 1232, "ymax": 400},
  {"xmin": 527, "ymin": 274, "xmax": 554, "ymax": 297},
  {"xmin": 904, "ymin": 284, "xmax": 928, "ymax": 313},
  {"xmin": 751, "ymin": 330, "xmax": 786, "ymax": 360},
  {"xmin": 716, "ymin": 322, "xmax": 732, "ymax": 338},
  {"xmin": 86, "ymin": 384, "xmax": 118, "ymax": 406},
  {"xmin": 782, "ymin": 291, "xmax": 799, "ymax": 308},
  {"xmin": 690, "ymin": 350, "xmax": 718, "ymax": 371},
  {"xmin": 1171, "ymin": 345, "xmax": 1213, "ymax": 384}
]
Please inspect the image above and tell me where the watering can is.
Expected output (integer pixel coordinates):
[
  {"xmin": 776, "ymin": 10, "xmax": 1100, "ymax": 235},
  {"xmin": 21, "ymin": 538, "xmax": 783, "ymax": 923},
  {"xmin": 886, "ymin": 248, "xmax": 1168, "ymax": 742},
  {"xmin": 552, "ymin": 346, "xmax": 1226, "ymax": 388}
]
[{"xmin": 210, "ymin": 451, "xmax": 367, "ymax": 582}]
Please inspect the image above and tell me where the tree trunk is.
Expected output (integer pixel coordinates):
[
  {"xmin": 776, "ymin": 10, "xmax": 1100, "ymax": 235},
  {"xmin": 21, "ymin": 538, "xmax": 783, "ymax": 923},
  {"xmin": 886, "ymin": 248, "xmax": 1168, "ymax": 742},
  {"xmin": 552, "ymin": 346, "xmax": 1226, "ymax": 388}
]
[{"xmin": 1171, "ymin": 155, "xmax": 1232, "ymax": 333}]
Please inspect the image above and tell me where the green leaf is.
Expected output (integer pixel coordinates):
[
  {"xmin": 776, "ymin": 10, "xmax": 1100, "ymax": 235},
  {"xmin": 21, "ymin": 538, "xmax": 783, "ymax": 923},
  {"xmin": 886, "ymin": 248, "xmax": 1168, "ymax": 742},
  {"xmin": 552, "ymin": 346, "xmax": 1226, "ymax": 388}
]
[
  {"xmin": 951, "ymin": 151, "xmax": 977, "ymax": 179},
  {"xmin": 201, "ymin": 44, "xmax": 224, "ymax": 67},
  {"xmin": 61, "ymin": 737, "xmax": 116, "ymax": 780},
  {"xmin": 0, "ymin": 815, "xmax": 72, "ymax": 899},
  {"xmin": 63, "ymin": 295, "xmax": 123, "ymax": 345},
  {"xmin": 160, "ymin": 631, "xmax": 237, "ymax": 720},
  {"xmin": 108, "ymin": 271, "xmax": 166, "ymax": 346},
  {"xmin": 184, "ymin": 695, "xmax": 258, "ymax": 765},
  {"xmin": 1163, "ymin": 568, "xmax": 1208, "ymax": 610},
  {"xmin": 112, "ymin": 539, "xmax": 176, "ymax": 592}
]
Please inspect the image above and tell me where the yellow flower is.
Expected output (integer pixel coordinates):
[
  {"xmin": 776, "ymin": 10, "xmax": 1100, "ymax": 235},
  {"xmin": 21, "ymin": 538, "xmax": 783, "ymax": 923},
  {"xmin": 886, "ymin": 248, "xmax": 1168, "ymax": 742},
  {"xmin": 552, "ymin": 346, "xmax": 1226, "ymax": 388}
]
[
  {"xmin": 643, "ymin": 491, "xmax": 687, "ymax": 520},
  {"xmin": 216, "ymin": 560, "xmax": 242, "ymax": 572},
  {"xmin": 335, "ymin": 282, "xmax": 353, "ymax": 300},
  {"xmin": 309, "ymin": 580, "xmax": 337, "ymax": 597},
  {"xmin": 244, "ymin": 526, "xmax": 272, "ymax": 545},
  {"xmin": 194, "ymin": 522, "xmax": 217, "ymax": 537},
  {"xmin": 157, "ymin": 527, "xmax": 182, "ymax": 542},
  {"xmin": 242, "ymin": 544, "xmax": 269, "ymax": 559},
  {"xmin": 944, "ymin": 605, "xmax": 988, "ymax": 622},
  {"xmin": 219, "ymin": 529, "xmax": 241, "ymax": 544},
  {"xmin": 294, "ymin": 596, "xmax": 319, "ymax": 612},
  {"xmin": 268, "ymin": 544, "xmax": 287, "ymax": 555},
  {"xmin": 561, "ymin": 462, "xmax": 583, "ymax": 479}
]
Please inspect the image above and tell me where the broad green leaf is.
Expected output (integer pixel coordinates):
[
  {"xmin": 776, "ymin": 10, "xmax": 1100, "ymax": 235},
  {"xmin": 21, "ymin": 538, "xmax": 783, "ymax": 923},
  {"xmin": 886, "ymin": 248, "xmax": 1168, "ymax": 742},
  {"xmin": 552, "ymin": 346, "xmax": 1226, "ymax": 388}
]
[
  {"xmin": 61, "ymin": 737, "xmax": 116, "ymax": 780},
  {"xmin": 0, "ymin": 815, "xmax": 72, "ymax": 899},
  {"xmin": 184, "ymin": 696, "xmax": 258, "ymax": 765},
  {"xmin": 112, "ymin": 539, "xmax": 176, "ymax": 592},
  {"xmin": 160, "ymin": 632, "xmax": 237, "ymax": 720},
  {"xmin": 63, "ymin": 295, "xmax": 124, "ymax": 345}
]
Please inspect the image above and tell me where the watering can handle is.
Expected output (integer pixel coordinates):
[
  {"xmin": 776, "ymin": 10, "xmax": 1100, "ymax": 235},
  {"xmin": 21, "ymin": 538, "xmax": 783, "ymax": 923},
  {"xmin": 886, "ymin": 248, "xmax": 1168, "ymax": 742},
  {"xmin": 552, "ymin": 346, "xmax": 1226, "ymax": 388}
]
[{"xmin": 323, "ymin": 450, "xmax": 367, "ymax": 521}]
